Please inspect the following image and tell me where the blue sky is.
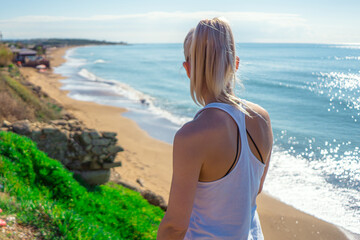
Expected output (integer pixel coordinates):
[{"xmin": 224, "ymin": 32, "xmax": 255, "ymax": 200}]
[{"xmin": 0, "ymin": 0, "xmax": 359, "ymax": 43}]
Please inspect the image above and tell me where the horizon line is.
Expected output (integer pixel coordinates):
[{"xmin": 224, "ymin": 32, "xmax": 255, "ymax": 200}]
[{"xmin": 2, "ymin": 38, "xmax": 360, "ymax": 45}]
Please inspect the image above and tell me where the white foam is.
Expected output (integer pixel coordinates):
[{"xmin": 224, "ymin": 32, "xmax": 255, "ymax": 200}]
[
  {"xmin": 333, "ymin": 45, "xmax": 360, "ymax": 50},
  {"xmin": 265, "ymin": 146, "xmax": 360, "ymax": 234},
  {"xmin": 335, "ymin": 56, "xmax": 360, "ymax": 60},
  {"xmin": 112, "ymin": 81, "xmax": 191, "ymax": 126},
  {"xmin": 64, "ymin": 49, "xmax": 87, "ymax": 68},
  {"xmin": 94, "ymin": 59, "xmax": 106, "ymax": 64},
  {"xmin": 76, "ymin": 68, "xmax": 191, "ymax": 126},
  {"xmin": 148, "ymin": 104, "xmax": 192, "ymax": 126},
  {"xmin": 78, "ymin": 68, "xmax": 98, "ymax": 81}
]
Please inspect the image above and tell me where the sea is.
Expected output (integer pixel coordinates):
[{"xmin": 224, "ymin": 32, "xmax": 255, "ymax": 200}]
[{"xmin": 55, "ymin": 43, "xmax": 360, "ymax": 237}]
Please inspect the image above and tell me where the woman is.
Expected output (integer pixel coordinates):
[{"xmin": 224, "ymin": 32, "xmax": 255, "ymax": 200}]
[{"xmin": 157, "ymin": 17, "xmax": 273, "ymax": 240}]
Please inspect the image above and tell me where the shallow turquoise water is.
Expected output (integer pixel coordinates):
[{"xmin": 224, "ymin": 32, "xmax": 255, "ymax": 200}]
[{"xmin": 55, "ymin": 43, "xmax": 360, "ymax": 234}]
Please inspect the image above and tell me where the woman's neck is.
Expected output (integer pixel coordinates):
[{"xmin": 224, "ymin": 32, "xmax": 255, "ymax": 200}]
[{"xmin": 203, "ymin": 92, "xmax": 217, "ymax": 105}]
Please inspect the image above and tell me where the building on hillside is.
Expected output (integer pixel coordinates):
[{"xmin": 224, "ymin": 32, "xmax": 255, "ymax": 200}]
[
  {"xmin": 10, "ymin": 47, "xmax": 50, "ymax": 68},
  {"xmin": 11, "ymin": 48, "xmax": 37, "ymax": 63}
]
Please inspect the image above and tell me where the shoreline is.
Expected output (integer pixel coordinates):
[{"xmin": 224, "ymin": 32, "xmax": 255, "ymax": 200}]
[{"xmin": 19, "ymin": 46, "xmax": 351, "ymax": 240}]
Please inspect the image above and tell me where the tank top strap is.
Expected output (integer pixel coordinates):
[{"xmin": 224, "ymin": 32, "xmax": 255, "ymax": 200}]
[
  {"xmin": 194, "ymin": 102, "xmax": 241, "ymax": 125},
  {"xmin": 194, "ymin": 102, "xmax": 249, "ymax": 157}
]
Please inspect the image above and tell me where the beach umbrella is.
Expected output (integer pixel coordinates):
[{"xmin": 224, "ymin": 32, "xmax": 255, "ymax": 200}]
[{"xmin": 36, "ymin": 64, "xmax": 46, "ymax": 69}]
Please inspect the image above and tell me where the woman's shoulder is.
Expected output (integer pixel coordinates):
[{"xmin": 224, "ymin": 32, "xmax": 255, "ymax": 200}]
[
  {"xmin": 175, "ymin": 107, "xmax": 235, "ymax": 154},
  {"xmin": 242, "ymin": 100, "xmax": 270, "ymax": 123},
  {"xmin": 242, "ymin": 100, "xmax": 273, "ymax": 161},
  {"xmin": 177, "ymin": 107, "xmax": 231, "ymax": 140}
]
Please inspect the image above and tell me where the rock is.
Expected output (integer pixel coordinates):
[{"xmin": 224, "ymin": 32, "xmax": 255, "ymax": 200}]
[
  {"xmin": 101, "ymin": 131, "xmax": 117, "ymax": 138},
  {"xmin": 5, "ymin": 118, "xmax": 123, "ymax": 173},
  {"xmin": 31, "ymin": 130, "xmax": 42, "ymax": 140},
  {"xmin": 105, "ymin": 155, "xmax": 115, "ymax": 163},
  {"xmin": 52, "ymin": 131, "xmax": 67, "ymax": 142},
  {"xmin": 107, "ymin": 145, "xmax": 124, "ymax": 154},
  {"xmin": 67, "ymin": 161, "xmax": 82, "ymax": 170},
  {"xmin": 91, "ymin": 146, "xmax": 103, "ymax": 155},
  {"xmin": 136, "ymin": 178, "xmax": 144, "ymax": 187},
  {"xmin": 85, "ymin": 145, "xmax": 92, "ymax": 151},
  {"xmin": 50, "ymin": 119, "xmax": 67, "ymax": 126},
  {"xmin": 102, "ymin": 161, "xmax": 122, "ymax": 169},
  {"xmin": 67, "ymin": 119, "xmax": 79, "ymax": 126},
  {"xmin": 76, "ymin": 170, "xmax": 110, "ymax": 185},
  {"xmin": 92, "ymin": 138, "xmax": 111, "ymax": 146},
  {"xmin": 79, "ymin": 132, "xmax": 91, "ymax": 145},
  {"xmin": 70, "ymin": 141, "xmax": 83, "ymax": 153},
  {"xmin": 2, "ymin": 120, "xmax": 11, "ymax": 127},
  {"xmin": 90, "ymin": 161, "xmax": 102, "ymax": 170},
  {"xmin": 0, "ymin": 127, "xmax": 8, "ymax": 132},
  {"xmin": 81, "ymin": 154, "xmax": 92, "ymax": 163},
  {"xmin": 32, "ymin": 86, "xmax": 41, "ymax": 92},
  {"xmin": 42, "ymin": 127, "xmax": 58, "ymax": 134},
  {"xmin": 89, "ymin": 130, "xmax": 101, "ymax": 139},
  {"xmin": 62, "ymin": 130, "xmax": 70, "ymax": 138},
  {"xmin": 66, "ymin": 151, "xmax": 76, "ymax": 159},
  {"xmin": 62, "ymin": 113, "xmax": 76, "ymax": 120},
  {"xmin": 115, "ymin": 180, "xmax": 140, "ymax": 192},
  {"xmin": 12, "ymin": 120, "xmax": 31, "ymax": 135},
  {"xmin": 61, "ymin": 158, "xmax": 70, "ymax": 166},
  {"xmin": 141, "ymin": 190, "xmax": 167, "ymax": 211}
]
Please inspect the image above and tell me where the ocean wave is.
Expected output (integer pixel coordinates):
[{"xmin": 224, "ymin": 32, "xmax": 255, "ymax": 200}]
[
  {"xmin": 334, "ymin": 56, "xmax": 360, "ymax": 60},
  {"xmin": 112, "ymin": 82, "xmax": 191, "ymax": 126},
  {"xmin": 333, "ymin": 45, "xmax": 360, "ymax": 50},
  {"xmin": 266, "ymin": 146, "xmax": 360, "ymax": 234},
  {"xmin": 65, "ymin": 49, "xmax": 87, "ymax": 68},
  {"xmin": 76, "ymin": 68, "xmax": 190, "ymax": 126},
  {"xmin": 78, "ymin": 68, "xmax": 98, "ymax": 81},
  {"xmin": 94, "ymin": 59, "xmax": 106, "ymax": 64}
]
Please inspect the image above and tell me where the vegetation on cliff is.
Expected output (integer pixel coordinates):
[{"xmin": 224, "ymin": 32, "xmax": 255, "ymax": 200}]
[
  {"xmin": 0, "ymin": 131, "xmax": 164, "ymax": 239},
  {"xmin": 0, "ymin": 66, "xmax": 62, "ymax": 122},
  {"xmin": 0, "ymin": 45, "xmax": 13, "ymax": 67}
]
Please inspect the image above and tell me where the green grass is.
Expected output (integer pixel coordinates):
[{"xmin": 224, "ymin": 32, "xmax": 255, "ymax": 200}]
[{"xmin": 0, "ymin": 131, "xmax": 164, "ymax": 239}]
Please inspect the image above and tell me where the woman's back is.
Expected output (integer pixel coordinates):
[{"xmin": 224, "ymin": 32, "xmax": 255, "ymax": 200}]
[
  {"xmin": 157, "ymin": 17, "xmax": 273, "ymax": 240},
  {"xmin": 183, "ymin": 102, "xmax": 269, "ymax": 240}
]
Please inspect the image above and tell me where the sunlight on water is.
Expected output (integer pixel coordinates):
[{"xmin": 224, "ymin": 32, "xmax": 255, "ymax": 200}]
[{"xmin": 309, "ymin": 71, "xmax": 360, "ymax": 123}]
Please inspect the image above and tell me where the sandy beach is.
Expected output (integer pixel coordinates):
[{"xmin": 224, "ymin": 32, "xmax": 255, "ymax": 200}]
[{"xmin": 18, "ymin": 46, "xmax": 349, "ymax": 240}]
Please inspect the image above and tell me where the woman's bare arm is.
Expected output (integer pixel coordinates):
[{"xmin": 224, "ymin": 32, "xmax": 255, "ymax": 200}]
[{"xmin": 157, "ymin": 122, "xmax": 206, "ymax": 240}]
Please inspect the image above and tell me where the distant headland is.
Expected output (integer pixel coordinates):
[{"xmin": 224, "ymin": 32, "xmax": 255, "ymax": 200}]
[{"xmin": 3, "ymin": 38, "xmax": 127, "ymax": 47}]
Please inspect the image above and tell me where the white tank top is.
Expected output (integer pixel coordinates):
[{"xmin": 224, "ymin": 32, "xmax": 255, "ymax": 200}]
[{"xmin": 184, "ymin": 102, "xmax": 265, "ymax": 240}]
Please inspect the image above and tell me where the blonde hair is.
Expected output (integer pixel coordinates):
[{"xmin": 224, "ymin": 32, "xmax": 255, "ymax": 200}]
[
  {"xmin": 184, "ymin": 28, "xmax": 194, "ymax": 61},
  {"xmin": 184, "ymin": 17, "xmax": 249, "ymax": 115}
]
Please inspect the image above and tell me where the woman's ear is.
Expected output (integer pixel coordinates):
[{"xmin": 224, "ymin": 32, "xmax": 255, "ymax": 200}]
[
  {"xmin": 183, "ymin": 61, "xmax": 191, "ymax": 78},
  {"xmin": 236, "ymin": 56, "xmax": 240, "ymax": 71}
]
